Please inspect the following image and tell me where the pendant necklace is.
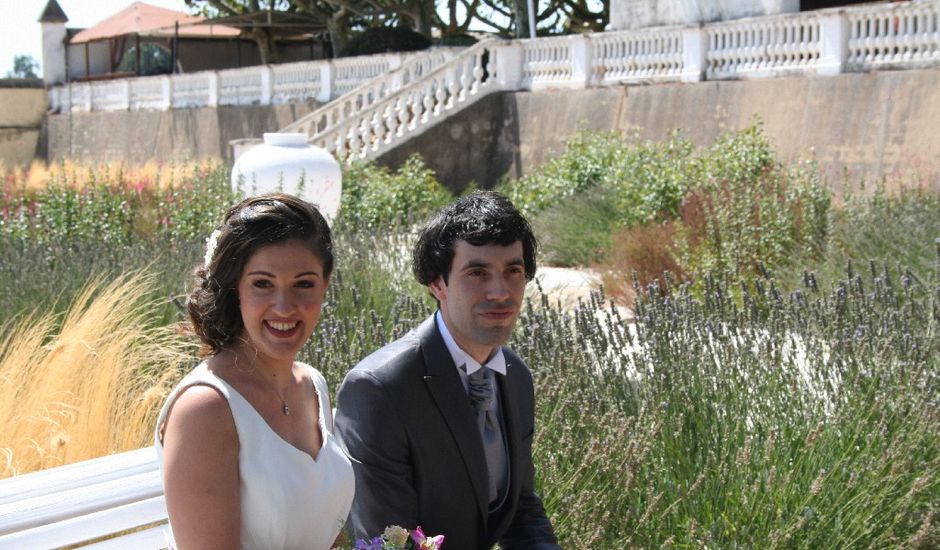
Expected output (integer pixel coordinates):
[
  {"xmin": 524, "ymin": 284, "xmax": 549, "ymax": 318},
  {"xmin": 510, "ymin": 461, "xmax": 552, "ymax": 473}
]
[
  {"xmin": 232, "ymin": 350, "xmax": 291, "ymax": 416},
  {"xmin": 269, "ymin": 378, "xmax": 290, "ymax": 416}
]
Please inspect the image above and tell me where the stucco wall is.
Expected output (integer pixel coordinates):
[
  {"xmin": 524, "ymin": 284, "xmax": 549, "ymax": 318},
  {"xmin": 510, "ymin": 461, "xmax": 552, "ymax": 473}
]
[
  {"xmin": 42, "ymin": 67, "xmax": 940, "ymax": 193},
  {"xmin": 375, "ymin": 68, "xmax": 940, "ymax": 193},
  {"xmin": 46, "ymin": 100, "xmax": 322, "ymax": 164},
  {"xmin": 0, "ymin": 85, "xmax": 46, "ymax": 167},
  {"xmin": 610, "ymin": 0, "xmax": 799, "ymax": 31}
]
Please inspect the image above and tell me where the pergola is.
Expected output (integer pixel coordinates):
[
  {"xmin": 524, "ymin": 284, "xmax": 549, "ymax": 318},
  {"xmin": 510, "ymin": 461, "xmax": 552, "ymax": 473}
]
[{"xmin": 66, "ymin": 3, "xmax": 328, "ymax": 80}]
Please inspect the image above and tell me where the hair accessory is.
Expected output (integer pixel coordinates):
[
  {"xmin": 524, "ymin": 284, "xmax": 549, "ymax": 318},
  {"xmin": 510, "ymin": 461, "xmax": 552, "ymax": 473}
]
[{"xmin": 204, "ymin": 229, "xmax": 222, "ymax": 270}]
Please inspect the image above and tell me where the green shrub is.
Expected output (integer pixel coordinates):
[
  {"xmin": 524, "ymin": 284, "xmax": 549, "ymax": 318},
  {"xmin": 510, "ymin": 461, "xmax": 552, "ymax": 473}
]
[
  {"xmin": 501, "ymin": 132, "xmax": 625, "ymax": 217},
  {"xmin": 604, "ymin": 132, "xmax": 696, "ymax": 227},
  {"xmin": 517, "ymin": 252, "xmax": 938, "ymax": 547},
  {"xmin": 780, "ymin": 182, "xmax": 940, "ymax": 289},
  {"xmin": 337, "ymin": 155, "xmax": 452, "ymax": 230},
  {"xmin": 339, "ymin": 26, "xmax": 431, "ymax": 57},
  {"xmin": 531, "ymin": 186, "xmax": 619, "ymax": 267},
  {"xmin": 672, "ymin": 155, "xmax": 830, "ymax": 284},
  {"xmin": 0, "ymin": 164, "xmax": 234, "ymax": 244}
]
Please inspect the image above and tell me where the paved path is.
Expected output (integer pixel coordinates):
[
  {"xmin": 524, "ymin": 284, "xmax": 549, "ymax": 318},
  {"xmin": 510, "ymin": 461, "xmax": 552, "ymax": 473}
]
[{"xmin": 530, "ymin": 266, "xmax": 633, "ymax": 320}]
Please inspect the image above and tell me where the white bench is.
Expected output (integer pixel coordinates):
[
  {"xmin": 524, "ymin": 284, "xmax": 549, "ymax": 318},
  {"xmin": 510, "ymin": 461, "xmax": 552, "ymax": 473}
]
[{"xmin": 0, "ymin": 446, "xmax": 169, "ymax": 549}]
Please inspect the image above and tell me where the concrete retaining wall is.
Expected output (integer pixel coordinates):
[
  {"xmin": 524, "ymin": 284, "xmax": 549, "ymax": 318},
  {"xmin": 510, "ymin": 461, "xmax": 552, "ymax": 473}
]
[
  {"xmin": 41, "ymin": 68, "xmax": 940, "ymax": 193},
  {"xmin": 0, "ymin": 85, "xmax": 46, "ymax": 168},
  {"xmin": 45, "ymin": 100, "xmax": 322, "ymax": 165},
  {"xmin": 376, "ymin": 68, "xmax": 940, "ymax": 193}
]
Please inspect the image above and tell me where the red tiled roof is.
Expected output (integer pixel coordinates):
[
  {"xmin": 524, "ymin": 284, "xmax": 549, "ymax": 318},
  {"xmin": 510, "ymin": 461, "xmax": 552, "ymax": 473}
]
[{"xmin": 70, "ymin": 1, "xmax": 241, "ymax": 43}]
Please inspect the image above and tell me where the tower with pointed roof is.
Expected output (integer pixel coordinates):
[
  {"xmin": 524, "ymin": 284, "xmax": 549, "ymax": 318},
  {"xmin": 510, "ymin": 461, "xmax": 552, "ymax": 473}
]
[{"xmin": 39, "ymin": 0, "xmax": 69, "ymax": 85}]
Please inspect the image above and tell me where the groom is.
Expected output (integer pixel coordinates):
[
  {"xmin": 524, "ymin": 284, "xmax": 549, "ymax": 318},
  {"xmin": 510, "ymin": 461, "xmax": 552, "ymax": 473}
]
[{"xmin": 335, "ymin": 191, "xmax": 560, "ymax": 550}]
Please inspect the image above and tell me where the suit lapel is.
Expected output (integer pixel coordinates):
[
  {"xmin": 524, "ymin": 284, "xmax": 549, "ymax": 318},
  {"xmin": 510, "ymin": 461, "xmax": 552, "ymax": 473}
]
[{"xmin": 418, "ymin": 315, "xmax": 489, "ymax": 521}]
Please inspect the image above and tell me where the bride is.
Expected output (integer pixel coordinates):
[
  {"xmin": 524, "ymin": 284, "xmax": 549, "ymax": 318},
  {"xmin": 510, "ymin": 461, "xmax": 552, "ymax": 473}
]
[{"xmin": 155, "ymin": 193, "xmax": 354, "ymax": 549}]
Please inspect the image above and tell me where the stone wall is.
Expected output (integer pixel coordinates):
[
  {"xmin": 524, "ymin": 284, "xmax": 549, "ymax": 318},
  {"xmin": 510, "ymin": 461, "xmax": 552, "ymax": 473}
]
[
  {"xmin": 375, "ymin": 68, "xmax": 940, "ymax": 194},
  {"xmin": 0, "ymin": 83, "xmax": 46, "ymax": 168},
  {"xmin": 610, "ymin": 0, "xmax": 799, "ymax": 31},
  {"xmin": 42, "ymin": 67, "xmax": 940, "ymax": 194},
  {"xmin": 46, "ymin": 101, "xmax": 322, "ymax": 165}
]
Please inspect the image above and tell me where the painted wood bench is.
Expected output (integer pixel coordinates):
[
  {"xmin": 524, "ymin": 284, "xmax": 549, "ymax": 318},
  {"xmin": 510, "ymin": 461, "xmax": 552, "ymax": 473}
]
[{"xmin": 0, "ymin": 446, "xmax": 169, "ymax": 549}]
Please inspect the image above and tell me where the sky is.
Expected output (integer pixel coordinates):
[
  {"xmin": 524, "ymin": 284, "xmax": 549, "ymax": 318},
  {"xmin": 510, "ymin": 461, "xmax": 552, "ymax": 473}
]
[{"xmin": 2, "ymin": 0, "xmax": 191, "ymax": 77}]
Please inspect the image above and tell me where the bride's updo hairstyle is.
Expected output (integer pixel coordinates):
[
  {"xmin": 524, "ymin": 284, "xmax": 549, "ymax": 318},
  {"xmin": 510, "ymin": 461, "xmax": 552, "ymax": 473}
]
[{"xmin": 187, "ymin": 193, "xmax": 333, "ymax": 356}]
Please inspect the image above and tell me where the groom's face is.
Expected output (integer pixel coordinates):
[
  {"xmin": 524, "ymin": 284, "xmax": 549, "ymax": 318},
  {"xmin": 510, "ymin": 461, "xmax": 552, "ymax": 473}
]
[{"xmin": 429, "ymin": 239, "xmax": 526, "ymax": 364}]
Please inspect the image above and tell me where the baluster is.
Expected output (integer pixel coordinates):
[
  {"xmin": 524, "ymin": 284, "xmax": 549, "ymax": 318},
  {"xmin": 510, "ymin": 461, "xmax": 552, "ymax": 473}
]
[
  {"xmin": 347, "ymin": 124, "xmax": 360, "ymax": 159},
  {"xmin": 359, "ymin": 116, "xmax": 372, "ymax": 156},
  {"xmin": 334, "ymin": 127, "xmax": 347, "ymax": 159},
  {"xmin": 396, "ymin": 96, "xmax": 409, "ymax": 137},
  {"xmin": 446, "ymin": 67, "xmax": 459, "ymax": 109},
  {"xmin": 422, "ymin": 84, "xmax": 434, "ymax": 122},
  {"xmin": 411, "ymin": 91, "xmax": 424, "ymax": 129},
  {"xmin": 370, "ymin": 111, "xmax": 384, "ymax": 152},
  {"xmin": 459, "ymin": 58, "xmax": 472, "ymax": 101},
  {"xmin": 434, "ymin": 77, "xmax": 447, "ymax": 116},
  {"xmin": 383, "ymin": 102, "xmax": 397, "ymax": 144}
]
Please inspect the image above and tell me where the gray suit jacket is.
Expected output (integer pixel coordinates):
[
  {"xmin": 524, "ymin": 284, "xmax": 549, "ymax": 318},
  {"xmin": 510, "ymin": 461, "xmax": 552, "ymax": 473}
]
[{"xmin": 335, "ymin": 315, "xmax": 560, "ymax": 550}]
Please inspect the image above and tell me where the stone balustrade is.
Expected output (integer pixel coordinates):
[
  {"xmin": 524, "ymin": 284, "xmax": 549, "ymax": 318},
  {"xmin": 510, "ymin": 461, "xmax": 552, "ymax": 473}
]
[
  {"xmin": 48, "ymin": 1, "xmax": 940, "ymax": 156},
  {"xmin": 706, "ymin": 12, "xmax": 823, "ymax": 79},
  {"xmin": 847, "ymin": 1, "xmax": 940, "ymax": 70},
  {"xmin": 48, "ymin": 52, "xmax": 409, "ymax": 113},
  {"xmin": 271, "ymin": 1, "xmax": 939, "ymax": 163},
  {"xmin": 281, "ymin": 48, "xmax": 459, "ymax": 138},
  {"xmin": 310, "ymin": 41, "xmax": 499, "ymax": 160}
]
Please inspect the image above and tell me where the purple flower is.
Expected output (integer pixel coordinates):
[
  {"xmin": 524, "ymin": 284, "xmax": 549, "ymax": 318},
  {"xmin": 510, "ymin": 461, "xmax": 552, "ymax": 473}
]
[
  {"xmin": 354, "ymin": 536, "xmax": 384, "ymax": 550},
  {"xmin": 411, "ymin": 525, "xmax": 444, "ymax": 549}
]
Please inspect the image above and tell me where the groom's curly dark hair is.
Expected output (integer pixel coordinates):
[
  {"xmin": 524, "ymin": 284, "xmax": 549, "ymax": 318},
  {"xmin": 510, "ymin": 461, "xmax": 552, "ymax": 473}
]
[
  {"xmin": 187, "ymin": 193, "xmax": 333, "ymax": 356},
  {"xmin": 412, "ymin": 190, "xmax": 538, "ymax": 287}
]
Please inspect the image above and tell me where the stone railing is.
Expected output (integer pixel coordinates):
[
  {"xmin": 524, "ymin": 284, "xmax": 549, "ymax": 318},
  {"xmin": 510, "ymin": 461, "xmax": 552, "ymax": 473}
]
[
  {"xmin": 705, "ymin": 12, "xmax": 824, "ymax": 79},
  {"xmin": 281, "ymin": 47, "xmax": 461, "ymax": 138},
  {"xmin": 49, "ymin": 2, "xmax": 940, "ymax": 116},
  {"xmin": 48, "ymin": 52, "xmax": 410, "ymax": 113},
  {"xmin": 308, "ymin": 41, "xmax": 502, "ymax": 161},
  {"xmin": 847, "ymin": 0, "xmax": 940, "ymax": 70},
  {"xmin": 247, "ymin": 2, "xmax": 939, "ymax": 163}
]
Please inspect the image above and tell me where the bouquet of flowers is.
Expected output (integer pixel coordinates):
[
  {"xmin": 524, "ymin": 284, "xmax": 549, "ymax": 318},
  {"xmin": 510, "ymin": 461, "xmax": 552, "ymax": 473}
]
[{"xmin": 353, "ymin": 525, "xmax": 444, "ymax": 550}]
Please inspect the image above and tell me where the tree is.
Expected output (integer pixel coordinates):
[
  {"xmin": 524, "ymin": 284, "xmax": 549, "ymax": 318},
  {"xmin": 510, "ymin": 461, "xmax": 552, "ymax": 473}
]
[
  {"xmin": 7, "ymin": 55, "xmax": 39, "ymax": 79},
  {"xmin": 469, "ymin": 0, "xmax": 607, "ymax": 37},
  {"xmin": 293, "ymin": 0, "xmax": 438, "ymax": 54},
  {"xmin": 185, "ymin": 0, "xmax": 297, "ymax": 64}
]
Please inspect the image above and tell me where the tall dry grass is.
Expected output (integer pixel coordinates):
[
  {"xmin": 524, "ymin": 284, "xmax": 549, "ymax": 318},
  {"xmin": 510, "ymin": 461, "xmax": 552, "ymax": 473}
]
[
  {"xmin": 1, "ymin": 159, "xmax": 221, "ymax": 194},
  {"xmin": 0, "ymin": 272, "xmax": 193, "ymax": 478}
]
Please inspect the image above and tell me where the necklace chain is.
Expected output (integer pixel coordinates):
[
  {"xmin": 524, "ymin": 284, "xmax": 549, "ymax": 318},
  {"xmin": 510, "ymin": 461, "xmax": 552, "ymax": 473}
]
[{"xmin": 232, "ymin": 350, "xmax": 291, "ymax": 416}]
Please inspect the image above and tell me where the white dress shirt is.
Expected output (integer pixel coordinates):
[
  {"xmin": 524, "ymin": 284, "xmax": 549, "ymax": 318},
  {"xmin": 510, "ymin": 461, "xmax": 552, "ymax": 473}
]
[{"xmin": 435, "ymin": 311, "xmax": 507, "ymax": 390}]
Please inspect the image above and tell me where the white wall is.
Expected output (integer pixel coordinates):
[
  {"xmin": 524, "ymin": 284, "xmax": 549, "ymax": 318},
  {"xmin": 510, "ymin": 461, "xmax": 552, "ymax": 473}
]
[
  {"xmin": 610, "ymin": 0, "xmax": 800, "ymax": 30},
  {"xmin": 41, "ymin": 23, "xmax": 67, "ymax": 85}
]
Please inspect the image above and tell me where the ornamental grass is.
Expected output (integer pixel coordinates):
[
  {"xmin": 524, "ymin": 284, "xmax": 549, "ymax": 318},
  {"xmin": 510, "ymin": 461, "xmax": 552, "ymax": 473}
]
[{"xmin": 0, "ymin": 272, "xmax": 192, "ymax": 477}]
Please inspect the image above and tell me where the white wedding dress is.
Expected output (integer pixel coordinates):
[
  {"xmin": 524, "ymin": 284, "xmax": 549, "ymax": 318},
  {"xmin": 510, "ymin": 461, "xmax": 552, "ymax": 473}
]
[{"xmin": 155, "ymin": 362, "xmax": 355, "ymax": 549}]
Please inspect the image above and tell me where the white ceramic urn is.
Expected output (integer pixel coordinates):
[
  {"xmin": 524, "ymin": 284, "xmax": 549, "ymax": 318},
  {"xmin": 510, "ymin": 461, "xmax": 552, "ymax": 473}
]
[{"xmin": 231, "ymin": 133, "xmax": 342, "ymax": 223}]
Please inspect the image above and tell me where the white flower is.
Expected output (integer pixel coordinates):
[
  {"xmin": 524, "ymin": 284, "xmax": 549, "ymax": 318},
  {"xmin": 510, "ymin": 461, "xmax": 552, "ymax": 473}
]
[{"xmin": 204, "ymin": 229, "xmax": 222, "ymax": 270}]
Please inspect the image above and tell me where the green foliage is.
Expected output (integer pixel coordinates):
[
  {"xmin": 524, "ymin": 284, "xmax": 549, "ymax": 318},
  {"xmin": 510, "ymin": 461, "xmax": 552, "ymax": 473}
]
[
  {"xmin": 337, "ymin": 155, "xmax": 452, "ymax": 230},
  {"xmin": 0, "ymin": 165, "xmax": 234, "ymax": 244},
  {"xmin": 501, "ymin": 132, "xmax": 625, "ymax": 217},
  {"xmin": 339, "ymin": 26, "xmax": 431, "ymax": 57},
  {"xmin": 672, "ymin": 154, "xmax": 830, "ymax": 285},
  {"xmin": 531, "ymin": 186, "xmax": 618, "ymax": 267},
  {"xmin": 604, "ymin": 132, "xmax": 696, "ymax": 227},
  {"xmin": 781, "ymin": 182, "xmax": 940, "ymax": 289},
  {"xmin": 7, "ymin": 54, "xmax": 38, "ymax": 79},
  {"xmin": 518, "ymin": 255, "xmax": 938, "ymax": 547}
]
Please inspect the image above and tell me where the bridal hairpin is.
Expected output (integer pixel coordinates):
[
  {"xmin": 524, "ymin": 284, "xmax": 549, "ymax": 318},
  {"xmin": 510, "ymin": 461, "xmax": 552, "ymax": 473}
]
[{"xmin": 204, "ymin": 229, "xmax": 222, "ymax": 271}]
